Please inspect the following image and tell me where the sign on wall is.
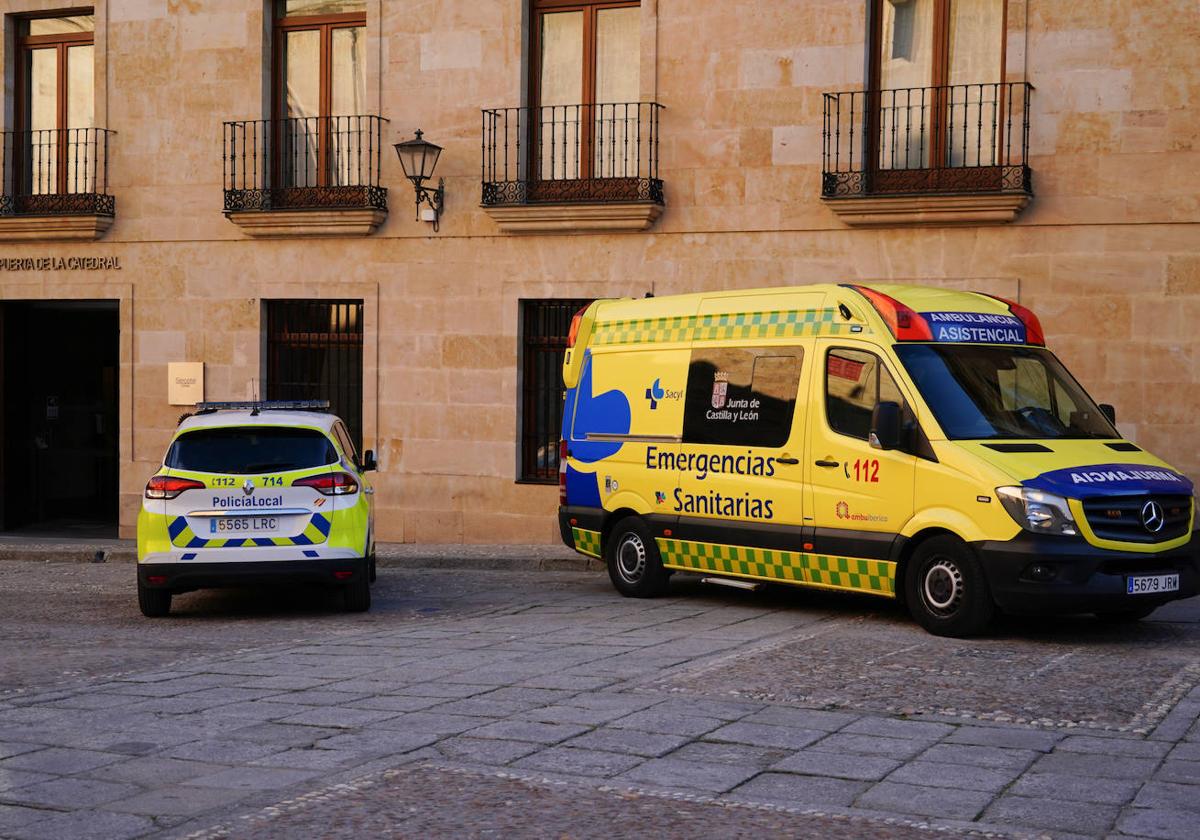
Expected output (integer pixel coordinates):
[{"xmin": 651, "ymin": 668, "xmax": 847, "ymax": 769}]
[{"xmin": 168, "ymin": 363, "xmax": 204, "ymax": 406}]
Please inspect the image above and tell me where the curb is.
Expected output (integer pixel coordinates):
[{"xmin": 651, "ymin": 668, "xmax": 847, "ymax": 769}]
[{"xmin": 0, "ymin": 543, "xmax": 603, "ymax": 573}]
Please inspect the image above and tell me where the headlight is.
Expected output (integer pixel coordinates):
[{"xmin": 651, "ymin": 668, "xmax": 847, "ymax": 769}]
[{"xmin": 996, "ymin": 486, "xmax": 1077, "ymax": 536}]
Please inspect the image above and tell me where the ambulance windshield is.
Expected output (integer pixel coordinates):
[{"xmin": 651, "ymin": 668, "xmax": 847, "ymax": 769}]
[{"xmin": 894, "ymin": 345, "xmax": 1120, "ymax": 440}]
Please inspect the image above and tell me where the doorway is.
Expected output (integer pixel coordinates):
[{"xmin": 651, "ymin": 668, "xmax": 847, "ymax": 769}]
[{"xmin": 0, "ymin": 301, "xmax": 119, "ymax": 536}]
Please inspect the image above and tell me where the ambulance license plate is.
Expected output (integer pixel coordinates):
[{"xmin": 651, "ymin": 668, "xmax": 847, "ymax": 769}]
[
  {"xmin": 210, "ymin": 517, "xmax": 279, "ymax": 534},
  {"xmin": 1126, "ymin": 574, "xmax": 1179, "ymax": 595}
]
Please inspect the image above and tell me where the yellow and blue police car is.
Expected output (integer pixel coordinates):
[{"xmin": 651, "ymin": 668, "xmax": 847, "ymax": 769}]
[
  {"xmin": 137, "ymin": 401, "xmax": 376, "ymax": 616},
  {"xmin": 557, "ymin": 284, "xmax": 1198, "ymax": 636}
]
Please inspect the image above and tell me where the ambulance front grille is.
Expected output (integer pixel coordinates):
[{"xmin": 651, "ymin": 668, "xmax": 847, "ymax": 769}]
[{"xmin": 1081, "ymin": 494, "xmax": 1192, "ymax": 544}]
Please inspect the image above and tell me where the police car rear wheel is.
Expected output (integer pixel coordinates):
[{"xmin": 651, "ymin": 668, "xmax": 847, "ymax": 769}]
[
  {"xmin": 137, "ymin": 582, "xmax": 171, "ymax": 618},
  {"xmin": 906, "ymin": 536, "xmax": 994, "ymax": 637},
  {"xmin": 343, "ymin": 575, "xmax": 371, "ymax": 612},
  {"xmin": 606, "ymin": 518, "xmax": 668, "ymax": 598}
]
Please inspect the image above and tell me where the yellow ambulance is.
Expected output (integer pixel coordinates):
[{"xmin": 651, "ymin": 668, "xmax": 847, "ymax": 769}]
[{"xmin": 557, "ymin": 284, "xmax": 1197, "ymax": 636}]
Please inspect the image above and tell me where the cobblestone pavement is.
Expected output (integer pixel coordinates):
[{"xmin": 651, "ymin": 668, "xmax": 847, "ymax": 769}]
[{"xmin": 0, "ymin": 560, "xmax": 1198, "ymax": 839}]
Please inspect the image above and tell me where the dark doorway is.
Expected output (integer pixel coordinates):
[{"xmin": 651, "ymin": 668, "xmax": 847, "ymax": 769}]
[{"xmin": 0, "ymin": 301, "xmax": 119, "ymax": 536}]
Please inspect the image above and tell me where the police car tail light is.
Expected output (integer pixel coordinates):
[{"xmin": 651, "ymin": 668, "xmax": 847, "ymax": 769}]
[
  {"xmin": 293, "ymin": 472, "xmax": 359, "ymax": 496},
  {"xmin": 848, "ymin": 285, "xmax": 933, "ymax": 341},
  {"xmin": 996, "ymin": 486, "xmax": 1077, "ymax": 536},
  {"xmin": 558, "ymin": 439, "xmax": 569, "ymax": 506},
  {"xmin": 984, "ymin": 294, "xmax": 1045, "ymax": 346},
  {"xmin": 145, "ymin": 476, "xmax": 205, "ymax": 500}
]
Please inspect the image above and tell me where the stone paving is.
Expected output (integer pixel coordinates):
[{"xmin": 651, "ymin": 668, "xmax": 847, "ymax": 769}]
[{"xmin": 0, "ymin": 561, "xmax": 1198, "ymax": 838}]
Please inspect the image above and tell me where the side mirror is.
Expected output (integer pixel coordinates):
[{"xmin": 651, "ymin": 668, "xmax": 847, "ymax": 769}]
[
  {"xmin": 360, "ymin": 450, "xmax": 377, "ymax": 472},
  {"xmin": 870, "ymin": 401, "xmax": 902, "ymax": 450},
  {"xmin": 1099, "ymin": 403, "xmax": 1116, "ymax": 425}
]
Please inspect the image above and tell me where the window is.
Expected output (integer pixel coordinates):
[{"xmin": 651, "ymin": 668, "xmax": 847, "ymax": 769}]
[
  {"xmin": 519, "ymin": 299, "xmax": 591, "ymax": 482},
  {"xmin": 871, "ymin": 0, "xmax": 1005, "ymax": 172},
  {"xmin": 825, "ymin": 348, "xmax": 907, "ymax": 441},
  {"xmin": 332, "ymin": 420, "xmax": 359, "ymax": 464},
  {"xmin": 683, "ymin": 348, "xmax": 803, "ymax": 448},
  {"xmin": 273, "ymin": 0, "xmax": 367, "ymax": 190},
  {"xmin": 13, "ymin": 13, "xmax": 96, "ymax": 201},
  {"xmin": 532, "ymin": 0, "xmax": 641, "ymax": 184},
  {"xmin": 166, "ymin": 427, "xmax": 338, "ymax": 474},
  {"xmin": 265, "ymin": 300, "xmax": 364, "ymax": 450},
  {"xmin": 893, "ymin": 344, "xmax": 1117, "ymax": 440}
]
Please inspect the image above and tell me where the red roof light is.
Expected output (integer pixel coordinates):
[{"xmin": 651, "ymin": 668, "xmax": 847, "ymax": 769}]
[
  {"xmin": 847, "ymin": 285, "xmax": 933, "ymax": 341},
  {"xmin": 983, "ymin": 294, "xmax": 1045, "ymax": 346}
]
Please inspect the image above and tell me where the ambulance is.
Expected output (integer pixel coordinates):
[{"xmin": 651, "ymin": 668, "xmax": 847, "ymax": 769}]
[
  {"xmin": 137, "ymin": 401, "xmax": 376, "ymax": 616},
  {"xmin": 557, "ymin": 284, "xmax": 1198, "ymax": 636}
]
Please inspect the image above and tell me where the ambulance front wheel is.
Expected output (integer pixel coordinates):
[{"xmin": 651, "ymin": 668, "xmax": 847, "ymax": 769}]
[
  {"xmin": 606, "ymin": 518, "xmax": 669, "ymax": 598},
  {"xmin": 905, "ymin": 535, "xmax": 994, "ymax": 637}
]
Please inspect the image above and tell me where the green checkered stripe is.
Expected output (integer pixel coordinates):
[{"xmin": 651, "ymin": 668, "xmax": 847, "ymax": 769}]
[
  {"xmin": 572, "ymin": 527, "xmax": 602, "ymax": 558},
  {"xmin": 591, "ymin": 309, "xmax": 862, "ymax": 346},
  {"xmin": 656, "ymin": 538, "xmax": 895, "ymax": 597}
]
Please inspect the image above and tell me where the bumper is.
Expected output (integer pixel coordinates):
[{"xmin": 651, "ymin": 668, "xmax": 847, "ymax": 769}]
[
  {"xmin": 138, "ymin": 556, "xmax": 368, "ymax": 592},
  {"xmin": 977, "ymin": 530, "xmax": 1200, "ymax": 614}
]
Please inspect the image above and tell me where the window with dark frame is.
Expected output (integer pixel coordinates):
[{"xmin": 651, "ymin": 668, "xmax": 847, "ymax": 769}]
[
  {"xmin": 265, "ymin": 300, "xmax": 364, "ymax": 452},
  {"xmin": 273, "ymin": 0, "xmax": 367, "ymax": 191},
  {"xmin": 824, "ymin": 348, "xmax": 908, "ymax": 441},
  {"xmin": 519, "ymin": 299, "xmax": 591, "ymax": 483},
  {"xmin": 683, "ymin": 347, "xmax": 804, "ymax": 449},
  {"xmin": 9, "ymin": 12, "xmax": 102, "ymax": 210}
]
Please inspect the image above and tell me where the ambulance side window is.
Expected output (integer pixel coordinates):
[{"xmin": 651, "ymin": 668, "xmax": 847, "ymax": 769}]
[
  {"xmin": 682, "ymin": 347, "xmax": 803, "ymax": 448},
  {"xmin": 826, "ymin": 348, "xmax": 907, "ymax": 441}
]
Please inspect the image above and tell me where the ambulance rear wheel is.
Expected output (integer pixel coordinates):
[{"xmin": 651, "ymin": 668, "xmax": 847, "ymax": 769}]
[
  {"xmin": 606, "ymin": 518, "xmax": 668, "ymax": 598},
  {"xmin": 905, "ymin": 536, "xmax": 994, "ymax": 637},
  {"xmin": 137, "ymin": 582, "xmax": 171, "ymax": 618}
]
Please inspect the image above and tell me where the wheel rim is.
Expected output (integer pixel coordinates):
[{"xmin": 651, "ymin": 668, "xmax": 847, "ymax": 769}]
[
  {"xmin": 922, "ymin": 558, "xmax": 964, "ymax": 617},
  {"xmin": 615, "ymin": 533, "xmax": 647, "ymax": 584}
]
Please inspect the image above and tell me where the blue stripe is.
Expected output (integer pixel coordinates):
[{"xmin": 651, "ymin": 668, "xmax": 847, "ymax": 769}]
[
  {"xmin": 186, "ymin": 536, "xmax": 207, "ymax": 548},
  {"xmin": 292, "ymin": 533, "xmax": 312, "ymax": 546},
  {"xmin": 303, "ymin": 550, "xmax": 319, "ymax": 558},
  {"xmin": 167, "ymin": 517, "xmax": 188, "ymax": 539},
  {"xmin": 181, "ymin": 553, "xmax": 196, "ymax": 561},
  {"xmin": 311, "ymin": 514, "xmax": 331, "ymax": 537},
  {"xmin": 253, "ymin": 537, "xmax": 275, "ymax": 547}
]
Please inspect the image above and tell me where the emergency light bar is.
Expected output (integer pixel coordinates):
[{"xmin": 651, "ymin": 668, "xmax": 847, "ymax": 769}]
[{"xmin": 194, "ymin": 400, "xmax": 331, "ymax": 412}]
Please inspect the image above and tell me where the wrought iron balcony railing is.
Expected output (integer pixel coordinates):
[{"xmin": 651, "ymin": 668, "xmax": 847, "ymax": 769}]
[
  {"xmin": 0, "ymin": 128, "xmax": 114, "ymax": 216},
  {"xmin": 223, "ymin": 115, "xmax": 388, "ymax": 213},
  {"xmin": 822, "ymin": 82, "xmax": 1032, "ymax": 198},
  {"xmin": 481, "ymin": 102, "xmax": 664, "ymax": 206}
]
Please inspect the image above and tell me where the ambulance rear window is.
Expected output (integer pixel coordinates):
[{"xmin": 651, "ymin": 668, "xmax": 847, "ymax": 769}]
[{"xmin": 165, "ymin": 427, "xmax": 338, "ymax": 474}]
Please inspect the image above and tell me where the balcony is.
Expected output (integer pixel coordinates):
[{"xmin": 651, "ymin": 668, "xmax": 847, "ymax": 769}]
[
  {"xmin": 0, "ymin": 128, "xmax": 115, "ymax": 242},
  {"xmin": 222, "ymin": 115, "xmax": 388, "ymax": 238},
  {"xmin": 821, "ymin": 82, "xmax": 1032, "ymax": 226},
  {"xmin": 481, "ymin": 102, "xmax": 664, "ymax": 233}
]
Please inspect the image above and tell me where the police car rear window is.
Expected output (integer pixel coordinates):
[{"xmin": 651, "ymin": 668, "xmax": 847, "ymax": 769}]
[{"xmin": 165, "ymin": 427, "xmax": 338, "ymax": 474}]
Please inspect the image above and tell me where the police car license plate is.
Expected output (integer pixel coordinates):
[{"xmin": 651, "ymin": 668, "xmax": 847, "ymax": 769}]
[
  {"xmin": 1126, "ymin": 574, "xmax": 1179, "ymax": 595},
  {"xmin": 210, "ymin": 517, "xmax": 279, "ymax": 534}
]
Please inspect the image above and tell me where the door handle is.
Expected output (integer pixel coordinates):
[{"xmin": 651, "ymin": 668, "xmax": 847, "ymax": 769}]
[
  {"xmin": 814, "ymin": 459, "xmax": 840, "ymax": 468},
  {"xmin": 775, "ymin": 457, "xmax": 799, "ymax": 465}
]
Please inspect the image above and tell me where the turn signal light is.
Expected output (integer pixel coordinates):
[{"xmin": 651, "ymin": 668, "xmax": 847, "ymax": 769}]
[
  {"xmin": 145, "ymin": 475, "xmax": 205, "ymax": 500},
  {"xmin": 846, "ymin": 285, "xmax": 933, "ymax": 341},
  {"xmin": 293, "ymin": 472, "xmax": 359, "ymax": 496},
  {"xmin": 566, "ymin": 305, "xmax": 589, "ymax": 348}
]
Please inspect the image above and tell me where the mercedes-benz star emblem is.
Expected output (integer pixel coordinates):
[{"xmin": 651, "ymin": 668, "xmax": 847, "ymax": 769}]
[
  {"xmin": 242, "ymin": 479, "xmax": 255, "ymax": 496},
  {"xmin": 1141, "ymin": 500, "xmax": 1165, "ymax": 533}
]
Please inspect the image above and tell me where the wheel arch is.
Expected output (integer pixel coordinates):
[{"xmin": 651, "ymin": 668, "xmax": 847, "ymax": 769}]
[
  {"xmin": 893, "ymin": 526, "xmax": 966, "ymax": 606},
  {"xmin": 601, "ymin": 507, "xmax": 642, "ymax": 554}
]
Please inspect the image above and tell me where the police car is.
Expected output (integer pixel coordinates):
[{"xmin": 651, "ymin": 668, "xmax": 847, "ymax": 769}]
[{"xmin": 136, "ymin": 401, "xmax": 376, "ymax": 616}]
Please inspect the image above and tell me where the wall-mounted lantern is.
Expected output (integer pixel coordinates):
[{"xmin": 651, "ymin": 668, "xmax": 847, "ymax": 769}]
[{"xmin": 394, "ymin": 129, "xmax": 444, "ymax": 232}]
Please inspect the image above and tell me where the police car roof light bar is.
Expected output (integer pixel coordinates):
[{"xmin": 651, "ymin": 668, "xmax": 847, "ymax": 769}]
[
  {"xmin": 979, "ymin": 294, "xmax": 1045, "ymax": 346},
  {"xmin": 194, "ymin": 400, "xmax": 331, "ymax": 413},
  {"xmin": 845, "ymin": 285, "xmax": 933, "ymax": 342}
]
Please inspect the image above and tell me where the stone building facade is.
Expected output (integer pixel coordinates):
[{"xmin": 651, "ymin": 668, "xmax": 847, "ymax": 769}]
[{"xmin": 0, "ymin": 0, "xmax": 1196, "ymax": 543}]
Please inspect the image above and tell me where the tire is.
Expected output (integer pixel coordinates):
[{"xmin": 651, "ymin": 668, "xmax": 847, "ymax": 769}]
[
  {"xmin": 605, "ymin": 517, "xmax": 669, "ymax": 598},
  {"xmin": 904, "ymin": 535, "xmax": 995, "ymax": 637},
  {"xmin": 1095, "ymin": 605, "xmax": 1157, "ymax": 623},
  {"xmin": 138, "ymin": 582, "xmax": 172, "ymax": 618},
  {"xmin": 368, "ymin": 554, "xmax": 377, "ymax": 584},
  {"xmin": 343, "ymin": 574, "xmax": 371, "ymax": 612}
]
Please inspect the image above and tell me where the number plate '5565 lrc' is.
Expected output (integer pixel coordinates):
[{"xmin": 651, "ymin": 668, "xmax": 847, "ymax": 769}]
[{"xmin": 210, "ymin": 517, "xmax": 279, "ymax": 534}]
